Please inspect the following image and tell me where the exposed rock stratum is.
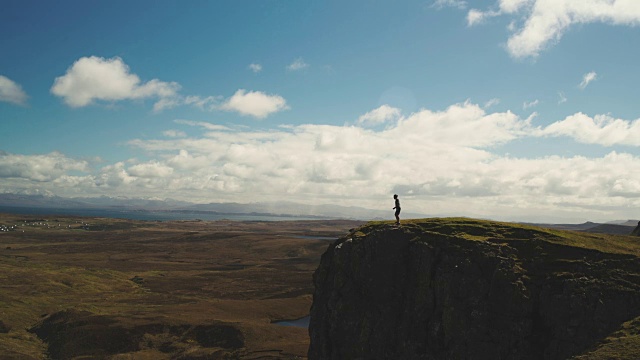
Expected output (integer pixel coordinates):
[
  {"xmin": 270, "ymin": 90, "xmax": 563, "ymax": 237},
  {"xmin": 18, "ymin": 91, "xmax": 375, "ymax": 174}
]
[{"xmin": 309, "ymin": 218, "xmax": 640, "ymax": 360}]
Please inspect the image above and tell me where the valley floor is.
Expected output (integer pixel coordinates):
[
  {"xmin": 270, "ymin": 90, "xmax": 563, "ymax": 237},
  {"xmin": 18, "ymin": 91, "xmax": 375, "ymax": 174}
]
[{"xmin": 0, "ymin": 213, "xmax": 363, "ymax": 359}]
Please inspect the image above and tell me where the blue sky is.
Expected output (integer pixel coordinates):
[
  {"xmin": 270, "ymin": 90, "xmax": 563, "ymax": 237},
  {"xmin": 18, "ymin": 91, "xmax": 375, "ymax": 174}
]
[{"xmin": 2, "ymin": 0, "xmax": 640, "ymax": 222}]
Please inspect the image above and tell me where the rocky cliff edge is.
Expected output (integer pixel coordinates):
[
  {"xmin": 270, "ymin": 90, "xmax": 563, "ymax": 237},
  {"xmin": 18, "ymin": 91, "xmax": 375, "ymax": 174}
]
[{"xmin": 309, "ymin": 218, "xmax": 640, "ymax": 360}]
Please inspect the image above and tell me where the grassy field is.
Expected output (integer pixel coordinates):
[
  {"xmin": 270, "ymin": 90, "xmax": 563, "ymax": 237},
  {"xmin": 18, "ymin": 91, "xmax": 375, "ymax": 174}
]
[{"xmin": 0, "ymin": 213, "xmax": 363, "ymax": 359}]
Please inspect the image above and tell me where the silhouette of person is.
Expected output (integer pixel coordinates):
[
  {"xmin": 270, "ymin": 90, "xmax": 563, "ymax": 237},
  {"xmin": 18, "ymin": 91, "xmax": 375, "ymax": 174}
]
[{"xmin": 393, "ymin": 194, "xmax": 401, "ymax": 225}]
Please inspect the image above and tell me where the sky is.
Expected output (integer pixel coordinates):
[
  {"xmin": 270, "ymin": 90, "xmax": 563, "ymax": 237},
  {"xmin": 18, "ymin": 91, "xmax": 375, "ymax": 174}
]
[{"xmin": 2, "ymin": 0, "xmax": 640, "ymax": 223}]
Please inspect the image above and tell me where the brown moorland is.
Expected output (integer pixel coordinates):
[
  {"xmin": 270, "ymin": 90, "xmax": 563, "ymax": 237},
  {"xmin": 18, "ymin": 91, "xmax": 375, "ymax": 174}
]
[{"xmin": 0, "ymin": 213, "xmax": 364, "ymax": 359}]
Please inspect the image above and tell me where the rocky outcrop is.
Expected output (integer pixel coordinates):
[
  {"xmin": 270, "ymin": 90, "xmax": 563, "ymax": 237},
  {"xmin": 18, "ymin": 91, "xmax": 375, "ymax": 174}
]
[
  {"xmin": 631, "ymin": 221, "xmax": 640, "ymax": 236},
  {"xmin": 309, "ymin": 218, "xmax": 640, "ymax": 360}
]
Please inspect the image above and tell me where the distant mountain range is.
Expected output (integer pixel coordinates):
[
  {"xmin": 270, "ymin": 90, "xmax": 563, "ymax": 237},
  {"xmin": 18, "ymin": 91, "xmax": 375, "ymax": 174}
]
[
  {"xmin": 1, "ymin": 193, "xmax": 637, "ymax": 235},
  {"xmin": 0, "ymin": 193, "xmax": 426, "ymax": 221},
  {"xmin": 525, "ymin": 220, "xmax": 639, "ymax": 236}
]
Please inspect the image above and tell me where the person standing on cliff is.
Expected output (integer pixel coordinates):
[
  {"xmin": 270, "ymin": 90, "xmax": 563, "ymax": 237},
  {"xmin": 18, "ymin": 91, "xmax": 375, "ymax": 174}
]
[{"xmin": 393, "ymin": 194, "xmax": 401, "ymax": 225}]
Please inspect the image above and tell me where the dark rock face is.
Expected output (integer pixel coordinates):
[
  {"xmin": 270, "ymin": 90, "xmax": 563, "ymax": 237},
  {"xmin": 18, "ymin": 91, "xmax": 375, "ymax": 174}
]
[
  {"xmin": 631, "ymin": 221, "xmax": 640, "ymax": 236},
  {"xmin": 308, "ymin": 220, "xmax": 640, "ymax": 360}
]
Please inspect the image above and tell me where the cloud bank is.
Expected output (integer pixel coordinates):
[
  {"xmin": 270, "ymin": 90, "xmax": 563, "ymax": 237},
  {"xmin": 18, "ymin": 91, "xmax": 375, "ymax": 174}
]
[{"xmin": 5, "ymin": 101, "xmax": 640, "ymax": 222}]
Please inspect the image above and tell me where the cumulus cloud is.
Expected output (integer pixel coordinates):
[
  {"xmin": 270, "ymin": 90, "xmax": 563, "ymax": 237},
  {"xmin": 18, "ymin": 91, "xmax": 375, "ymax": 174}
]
[
  {"xmin": 357, "ymin": 105, "xmax": 402, "ymax": 125},
  {"xmin": 467, "ymin": 9, "xmax": 491, "ymax": 26},
  {"xmin": 219, "ymin": 89, "xmax": 289, "ymax": 118},
  {"xmin": 128, "ymin": 161, "xmax": 174, "ymax": 178},
  {"xmin": 51, "ymin": 56, "xmax": 180, "ymax": 108},
  {"xmin": 579, "ymin": 71, "xmax": 598, "ymax": 89},
  {"xmin": 540, "ymin": 112, "xmax": 640, "ymax": 146},
  {"xmin": 0, "ymin": 75, "xmax": 28, "ymax": 105},
  {"xmin": 468, "ymin": 0, "xmax": 640, "ymax": 58},
  {"xmin": 248, "ymin": 63, "xmax": 263, "ymax": 73},
  {"xmin": 166, "ymin": 149, "xmax": 212, "ymax": 171},
  {"xmin": 287, "ymin": 58, "xmax": 309, "ymax": 71},
  {"xmin": 0, "ymin": 152, "xmax": 88, "ymax": 182}
]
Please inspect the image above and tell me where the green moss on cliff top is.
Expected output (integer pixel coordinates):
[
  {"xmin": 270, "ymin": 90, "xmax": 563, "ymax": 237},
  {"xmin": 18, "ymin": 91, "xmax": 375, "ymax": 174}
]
[
  {"xmin": 574, "ymin": 316, "xmax": 640, "ymax": 360},
  {"xmin": 359, "ymin": 218, "xmax": 640, "ymax": 257}
]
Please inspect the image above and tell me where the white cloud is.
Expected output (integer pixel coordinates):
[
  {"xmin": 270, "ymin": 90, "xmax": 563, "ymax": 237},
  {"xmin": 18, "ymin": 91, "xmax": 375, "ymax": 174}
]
[
  {"xmin": 523, "ymin": 99, "xmax": 539, "ymax": 109},
  {"xmin": 433, "ymin": 0, "xmax": 467, "ymax": 10},
  {"xmin": 219, "ymin": 89, "xmax": 289, "ymax": 118},
  {"xmin": 540, "ymin": 112, "xmax": 640, "ymax": 146},
  {"xmin": 163, "ymin": 130, "xmax": 187, "ymax": 138},
  {"xmin": 51, "ymin": 56, "xmax": 180, "ymax": 107},
  {"xmin": 128, "ymin": 161, "xmax": 174, "ymax": 178},
  {"xmin": 391, "ymin": 101, "xmax": 530, "ymax": 147},
  {"xmin": 174, "ymin": 119, "xmax": 231, "ymax": 131},
  {"xmin": 558, "ymin": 91, "xmax": 568, "ymax": 104},
  {"xmin": 0, "ymin": 75, "xmax": 28, "ymax": 105},
  {"xmin": 184, "ymin": 95, "xmax": 220, "ymax": 108},
  {"xmin": 499, "ymin": 0, "xmax": 531, "ymax": 14},
  {"xmin": 95, "ymin": 162, "xmax": 135, "ymax": 187},
  {"xmin": 467, "ymin": 9, "xmax": 492, "ymax": 26},
  {"xmin": 579, "ymin": 71, "xmax": 598, "ymax": 89},
  {"xmin": 287, "ymin": 58, "xmax": 309, "ymax": 71},
  {"xmin": 468, "ymin": 0, "xmax": 640, "ymax": 58},
  {"xmin": 467, "ymin": 1, "xmax": 529, "ymax": 27},
  {"xmin": 509, "ymin": 1, "xmax": 640, "ymax": 58},
  {"xmin": 152, "ymin": 97, "xmax": 182, "ymax": 112},
  {"xmin": 484, "ymin": 98, "xmax": 501, "ymax": 108},
  {"xmin": 357, "ymin": 105, "xmax": 402, "ymax": 125},
  {"xmin": 0, "ymin": 152, "xmax": 88, "ymax": 182},
  {"xmin": 248, "ymin": 63, "xmax": 263, "ymax": 73},
  {"xmin": 153, "ymin": 95, "xmax": 220, "ymax": 112},
  {"xmin": 166, "ymin": 150, "xmax": 213, "ymax": 171}
]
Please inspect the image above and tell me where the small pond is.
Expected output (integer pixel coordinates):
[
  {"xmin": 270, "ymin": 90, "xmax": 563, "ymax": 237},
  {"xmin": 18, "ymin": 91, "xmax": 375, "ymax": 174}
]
[
  {"xmin": 272, "ymin": 316, "xmax": 310, "ymax": 328},
  {"xmin": 295, "ymin": 236, "xmax": 336, "ymax": 241}
]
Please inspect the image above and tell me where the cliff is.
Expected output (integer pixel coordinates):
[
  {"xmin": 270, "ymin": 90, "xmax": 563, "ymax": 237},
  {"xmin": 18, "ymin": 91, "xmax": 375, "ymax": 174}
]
[
  {"xmin": 631, "ymin": 221, "xmax": 640, "ymax": 236},
  {"xmin": 309, "ymin": 218, "xmax": 640, "ymax": 360}
]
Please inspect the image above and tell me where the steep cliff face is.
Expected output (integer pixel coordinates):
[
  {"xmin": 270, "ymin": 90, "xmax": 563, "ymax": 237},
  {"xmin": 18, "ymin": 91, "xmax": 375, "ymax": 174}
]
[{"xmin": 309, "ymin": 218, "xmax": 640, "ymax": 360}]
